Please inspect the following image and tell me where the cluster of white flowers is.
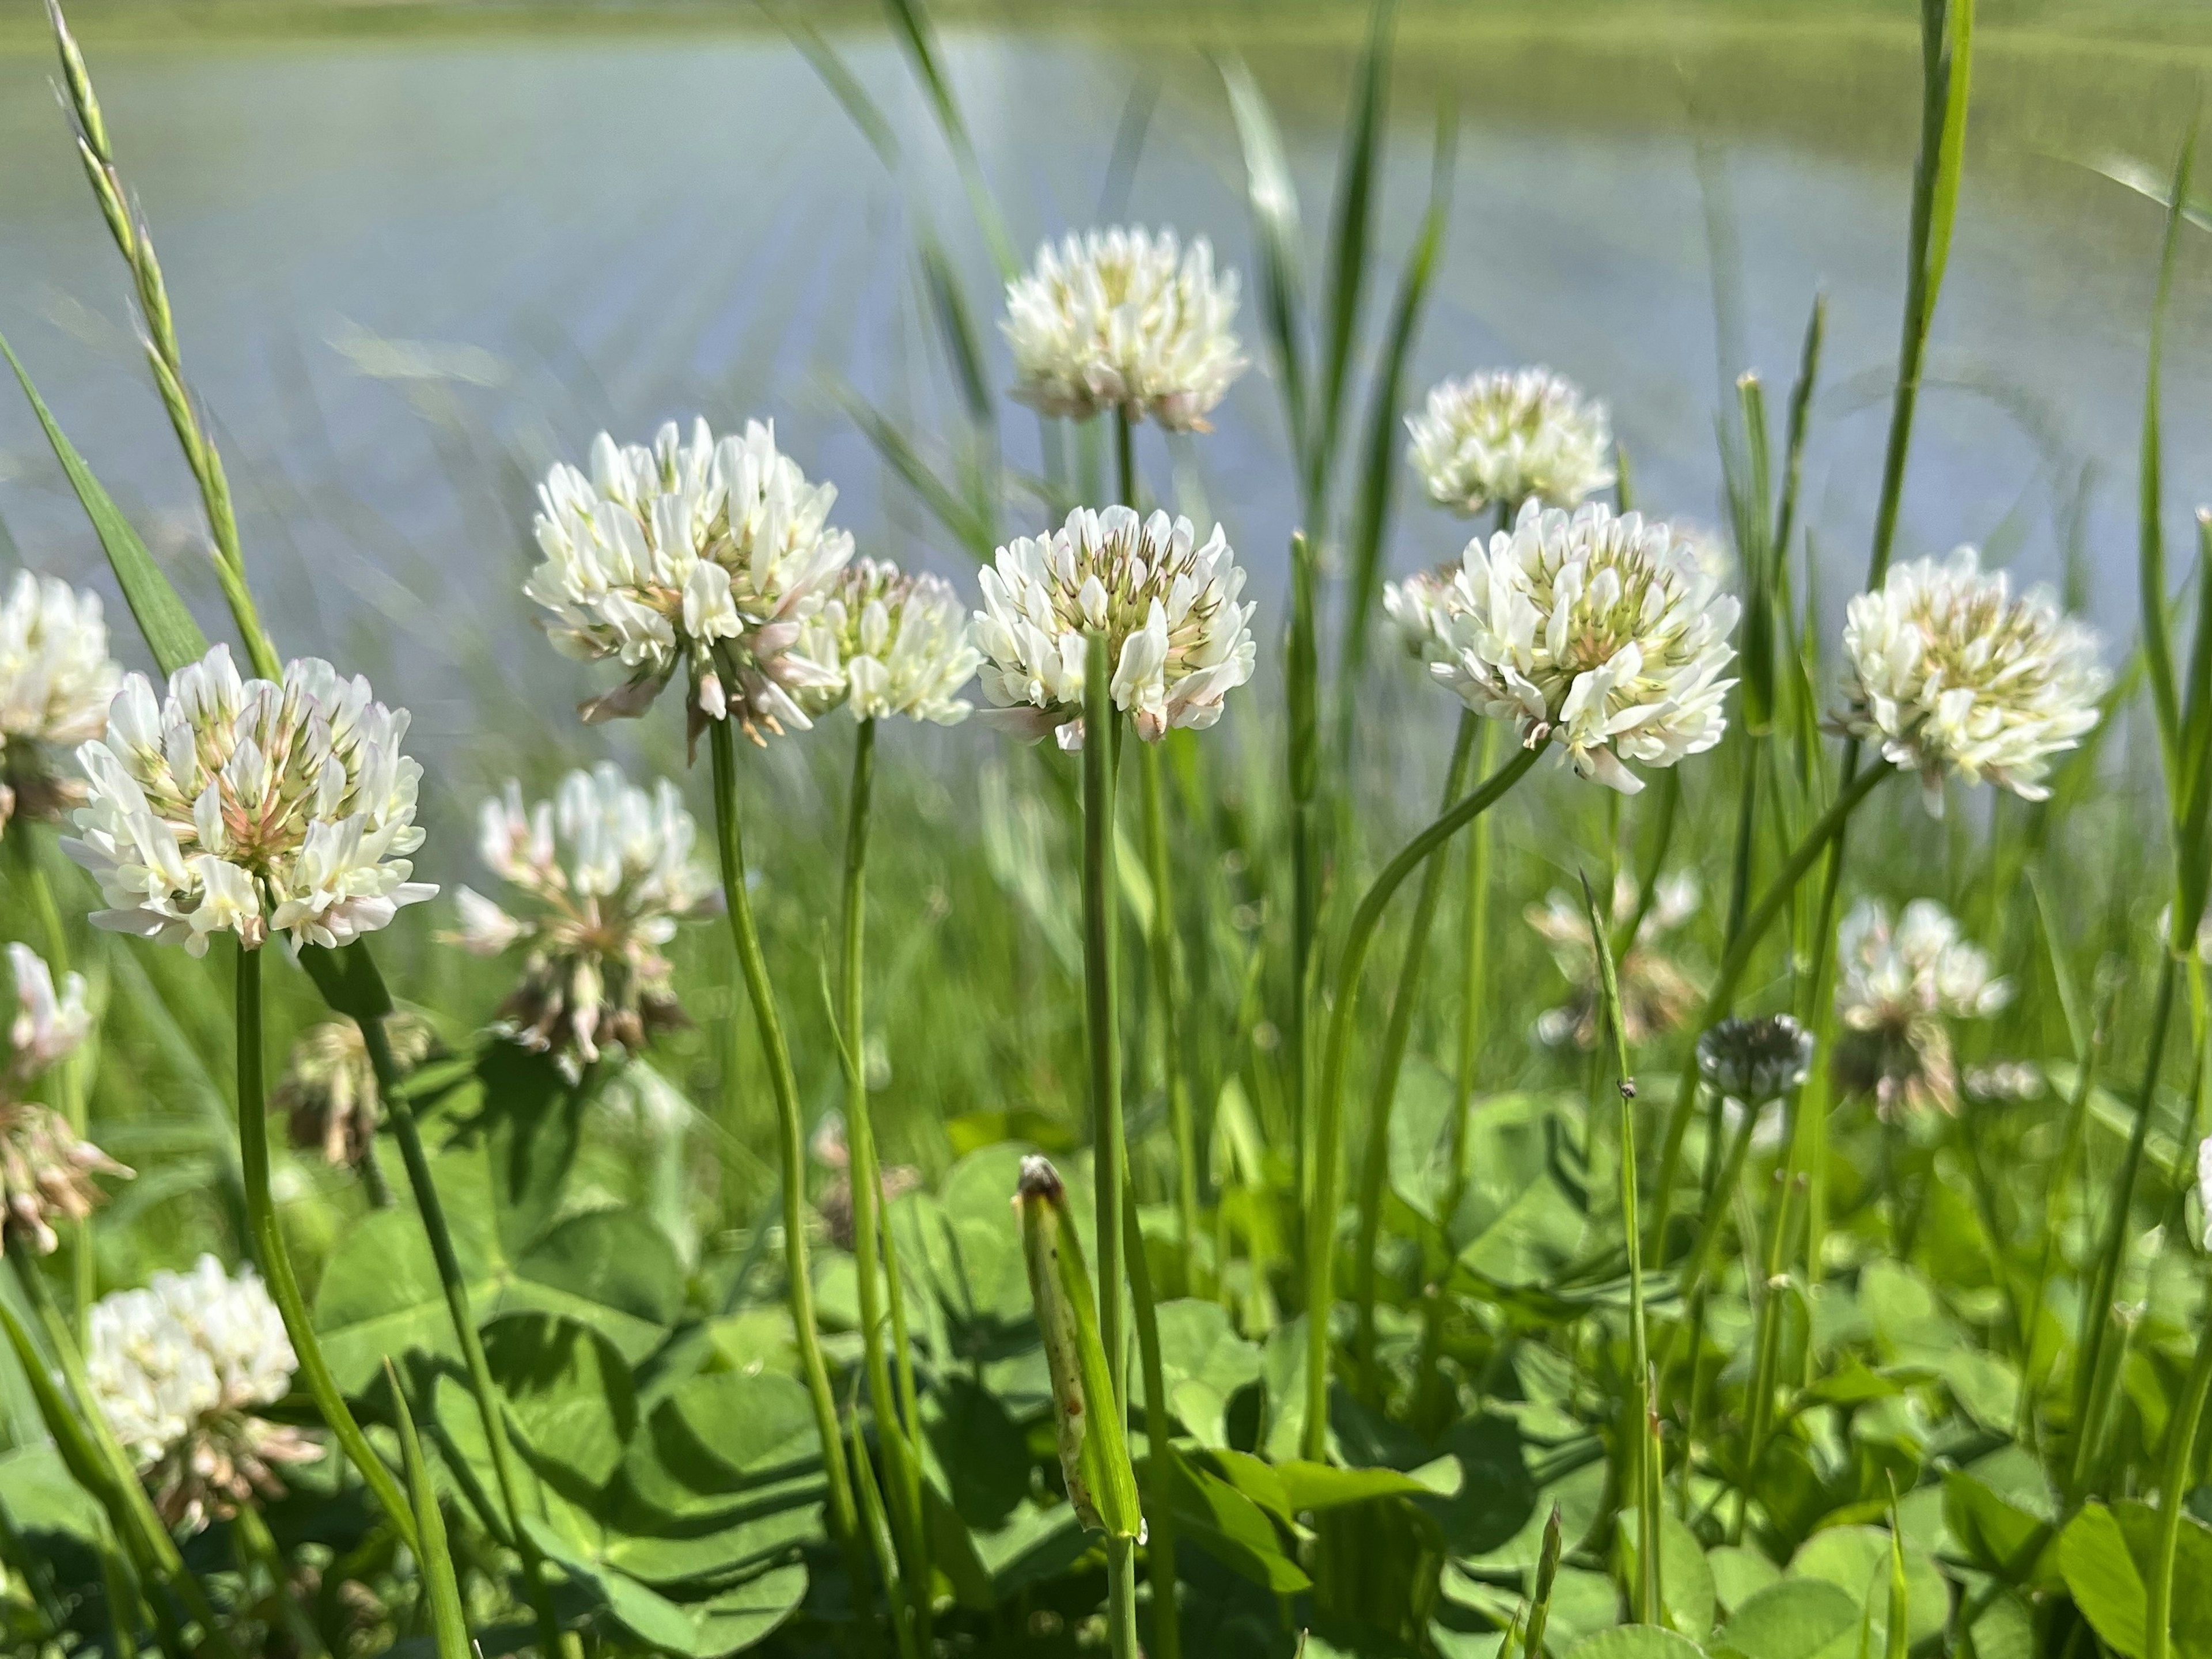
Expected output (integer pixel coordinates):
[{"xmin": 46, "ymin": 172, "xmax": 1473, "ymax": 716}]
[
  {"xmin": 271, "ymin": 1010, "xmax": 438, "ymax": 1171},
  {"xmin": 448, "ymin": 763, "xmax": 718, "ymax": 1078},
  {"xmin": 87, "ymin": 1255, "xmax": 316, "ymax": 1532},
  {"xmin": 1406, "ymin": 369, "xmax": 1615, "ymax": 517},
  {"xmin": 1420, "ymin": 502, "xmax": 1738, "ymax": 793},
  {"xmin": 973, "ymin": 506, "xmax": 1256, "ymax": 749},
  {"xmin": 1835, "ymin": 897, "xmax": 2010, "ymax": 1115},
  {"xmin": 527, "ymin": 419, "xmax": 853, "ymax": 740},
  {"xmin": 1839, "ymin": 548, "xmax": 2107, "ymax": 809},
  {"xmin": 796, "ymin": 559, "xmax": 979, "ymax": 725},
  {"xmin": 62, "ymin": 646, "xmax": 434, "ymax": 955},
  {"xmin": 1003, "ymin": 226, "xmax": 1246, "ymax": 431},
  {"xmin": 1382, "ymin": 562, "xmax": 1461, "ymax": 664},
  {"xmin": 0, "ymin": 571, "xmax": 122, "ymax": 838},
  {"xmin": 3, "ymin": 942, "xmax": 128, "ymax": 1254},
  {"xmin": 1527, "ymin": 871, "xmax": 1703, "ymax": 1050},
  {"xmin": 1696, "ymin": 1013, "xmax": 1816, "ymax": 1105}
]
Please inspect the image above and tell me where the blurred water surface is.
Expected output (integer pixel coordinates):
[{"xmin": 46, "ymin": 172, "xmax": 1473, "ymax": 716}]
[{"xmin": 3, "ymin": 7, "xmax": 2210, "ymax": 840}]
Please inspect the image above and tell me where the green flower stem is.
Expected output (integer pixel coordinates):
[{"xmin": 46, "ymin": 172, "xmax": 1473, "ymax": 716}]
[
  {"xmin": 1081, "ymin": 635, "xmax": 1129, "ymax": 1411},
  {"xmin": 1304, "ymin": 743, "xmax": 1543, "ymax": 1460},
  {"xmin": 1730, "ymin": 1157, "xmax": 1804, "ymax": 1546},
  {"xmin": 3, "ymin": 1240, "xmax": 233, "ymax": 1659},
  {"xmin": 2147, "ymin": 1292, "xmax": 2212, "ymax": 1659},
  {"xmin": 2071, "ymin": 948, "xmax": 2185, "ymax": 1498},
  {"xmin": 1105, "ymin": 1535, "xmax": 1141, "ymax": 1659},
  {"xmin": 880, "ymin": 1201, "xmax": 926, "ymax": 1505},
  {"xmin": 356, "ymin": 1017, "xmax": 565, "ymax": 1659},
  {"xmin": 1123, "ymin": 1184, "xmax": 1183, "ymax": 1659},
  {"xmin": 1646, "ymin": 762, "xmax": 1889, "ymax": 1259},
  {"xmin": 1352, "ymin": 708, "xmax": 1479, "ymax": 1399},
  {"xmin": 1412, "ymin": 721, "xmax": 1499, "ymax": 1428},
  {"xmin": 706, "ymin": 718, "xmax": 862, "ymax": 1550},
  {"xmin": 232, "ymin": 942, "xmax": 416, "ymax": 1550},
  {"xmin": 1288, "ymin": 531, "xmax": 1322, "ymax": 1210},
  {"xmin": 838, "ymin": 716, "xmax": 932, "ymax": 1649},
  {"xmin": 1138, "ymin": 742, "xmax": 1202, "ymax": 1288}
]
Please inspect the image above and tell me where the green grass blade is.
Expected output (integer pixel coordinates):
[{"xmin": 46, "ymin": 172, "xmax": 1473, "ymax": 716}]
[
  {"xmin": 762, "ymin": 0, "xmax": 900, "ymax": 170},
  {"xmin": 387, "ymin": 1364, "xmax": 471, "ymax": 1659},
  {"xmin": 831, "ymin": 380, "xmax": 997, "ymax": 559},
  {"xmin": 0, "ymin": 328, "xmax": 208, "ymax": 677},
  {"xmin": 2140, "ymin": 118, "xmax": 2196, "ymax": 810},
  {"xmin": 921, "ymin": 230, "xmax": 997, "ymax": 431},
  {"xmin": 1334, "ymin": 104, "xmax": 1454, "ymax": 757},
  {"xmin": 1219, "ymin": 55, "xmax": 1310, "ymax": 475},
  {"xmin": 1097, "ymin": 72, "xmax": 1161, "ymax": 225},
  {"xmin": 879, "ymin": 0, "xmax": 1017, "ymax": 278},
  {"xmin": 1312, "ymin": 0, "xmax": 1395, "ymax": 499}
]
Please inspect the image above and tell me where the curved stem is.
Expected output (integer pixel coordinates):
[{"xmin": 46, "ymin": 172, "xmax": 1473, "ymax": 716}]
[
  {"xmin": 2146, "ymin": 1289, "xmax": 2212, "ymax": 1659},
  {"xmin": 706, "ymin": 721, "xmax": 861, "ymax": 1548},
  {"xmin": 233, "ymin": 942, "xmax": 416, "ymax": 1548},
  {"xmin": 1646, "ymin": 761, "xmax": 1889, "ymax": 1257},
  {"xmin": 1352, "ymin": 709, "xmax": 1478, "ymax": 1397},
  {"xmin": 358, "ymin": 1017, "xmax": 564, "ymax": 1659},
  {"xmin": 1302, "ymin": 741, "xmax": 1543, "ymax": 1460}
]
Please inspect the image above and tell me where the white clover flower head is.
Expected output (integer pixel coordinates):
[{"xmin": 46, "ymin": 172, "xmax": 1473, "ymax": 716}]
[
  {"xmin": 1381, "ymin": 562, "xmax": 1464, "ymax": 665},
  {"xmin": 1697, "ymin": 1013, "xmax": 1815, "ymax": 1104},
  {"xmin": 525, "ymin": 419, "xmax": 854, "ymax": 742},
  {"xmin": 3, "ymin": 942, "xmax": 128, "ymax": 1254},
  {"xmin": 973, "ymin": 505, "xmax": 1256, "ymax": 749},
  {"xmin": 1428, "ymin": 502, "xmax": 1738, "ymax": 793},
  {"xmin": 1528, "ymin": 870, "xmax": 1703, "ymax": 1050},
  {"xmin": 61, "ymin": 646, "xmax": 434, "ymax": 956},
  {"xmin": 0, "ymin": 571, "xmax": 122, "ymax": 838},
  {"xmin": 1839, "ymin": 547, "xmax": 2108, "ymax": 811},
  {"xmin": 7, "ymin": 941, "xmax": 90, "ymax": 1083},
  {"xmin": 271, "ymin": 1010, "xmax": 437, "ymax": 1171},
  {"xmin": 444, "ymin": 763, "xmax": 717, "ymax": 1079},
  {"xmin": 1003, "ymin": 226, "xmax": 1247, "ymax": 431},
  {"xmin": 796, "ymin": 559, "xmax": 979, "ymax": 725},
  {"xmin": 1835, "ymin": 897, "xmax": 2010, "ymax": 1116},
  {"xmin": 88, "ymin": 1255, "xmax": 316, "ymax": 1533},
  {"xmin": 1406, "ymin": 368, "xmax": 1615, "ymax": 517}
]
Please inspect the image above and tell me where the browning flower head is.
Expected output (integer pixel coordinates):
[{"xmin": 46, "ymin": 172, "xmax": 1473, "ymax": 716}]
[
  {"xmin": 1406, "ymin": 368, "xmax": 1615, "ymax": 516},
  {"xmin": 1834, "ymin": 897, "xmax": 2010, "ymax": 1116},
  {"xmin": 795, "ymin": 558, "xmax": 979, "ymax": 725},
  {"xmin": 1003, "ymin": 226, "xmax": 1247, "ymax": 431},
  {"xmin": 271, "ymin": 1010, "xmax": 437, "ymax": 1171},
  {"xmin": 1696, "ymin": 1013, "xmax": 1815, "ymax": 1104},
  {"xmin": 63, "ymin": 645, "xmax": 434, "ymax": 955},
  {"xmin": 973, "ymin": 505, "xmax": 1256, "ymax": 749},
  {"xmin": 3, "ymin": 942, "xmax": 129, "ymax": 1255},
  {"xmin": 87, "ymin": 1255, "xmax": 318, "ymax": 1534},
  {"xmin": 1427, "ymin": 502, "xmax": 1738, "ymax": 793},
  {"xmin": 525, "ymin": 419, "xmax": 854, "ymax": 741},
  {"xmin": 1528, "ymin": 872, "xmax": 1702, "ymax": 1051},
  {"xmin": 1839, "ymin": 548, "xmax": 2107, "ymax": 810},
  {"xmin": 0, "ymin": 571, "xmax": 121, "ymax": 838},
  {"xmin": 446, "ymin": 762, "xmax": 717, "ymax": 1079}
]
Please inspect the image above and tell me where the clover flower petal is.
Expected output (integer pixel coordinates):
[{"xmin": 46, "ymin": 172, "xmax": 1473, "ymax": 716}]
[
  {"xmin": 796, "ymin": 559, "xmax": 979, "ymax": 725},
  {"xmin": 61, "ymin": 647, "xmax": 432, "ymax": 955},
  {"xmin": 0, "ymin": 571, "xmax": 122, "ymax": 838},
  {"xmin": 526, "ymin": 419, "xmax": 854, "ymax": 740},
  {"xmin": 1003, "ymin": 226, "xmax": 1246, "ymax": 430},
  {"xmin": 444, "ymin": 762, "xmax": 717, "ymax": 1079},
  {"xmin": 972, "ymin": 505, "xmax": 1256, "ymax": 748},
  {"xmin": 88, "ymin": 1256, "xmax": 316, "ymax": 1533},
  {"xmin": 1406, "ymin": 368, "xmax": 1614, "ymax": 516},
  {"xmin": 1839, "ymin": 547, "xmax": 2107, "ymax": 809},
  {"xmin": 1427, "ymin": 502, "xmax": 1737, "ymax": 793}
]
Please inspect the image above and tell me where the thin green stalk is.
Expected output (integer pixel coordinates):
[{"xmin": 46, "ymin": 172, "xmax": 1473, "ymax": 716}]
[
  {"xmin": 705, "ymin": 721, "xmax": 861, "ymax": 1550},
  {"xmin": 1123, "ymin": 1185, "xmax": 1182, "ymax": 1659},
  {"xmin": 1412, "ymin": 720, "xmax": 1499, "ymax": 1426},
  {"xmin": 1139, "ymin": 744, "xmax": 1202, "ymax": 1280},
  {"xmin": 1303, "ymin": 743, "xmax": 1543, "ymax": 1459},
  {"xmin": 95, "ymin": 1537, "xmax": 143, "ymax": 1659},
  {"xmin": 1352, "ymin": 709, "xmax": 1479, "ymax": 1396},
  {"xmin": 2146, "ymin": 1296, "xmax": 2212, "ymax": 1659},
  {"xmin": 357, "ymin": 1018, "xmax": 565, "ymax": 1659},
  {"xmin": 1647, "ymin": 763, "xmax": 1889, "ymax": 1257},
  {"xmin": 880, "ymin": 1200, "xmax": 926, "ymax": 1508},
  {"xmin": 232, "ymin": 944, "xmax": 416, "ymax": 1548},
  {"xmin": 1289, "ymin": 532, "xmax": 1322, "ymax": 1211},
  {"xmin": 1082, "ymin": 637, "xmax": 1129, "ymax": 1413},
  {"xmin": 1730, "ymin": 1164, "xmax": 1803, "ymax": 1546},
  {"xmin": 2072, "ymin": 949, "xmax": 2184, "ymax": 1495},
  {"xmin": 1106, "ymin": 1536, "xmax": 1140, "ymax": 1659},
  {"xmin": 839, "ymin": 717, "xmax": 932, "ymax": 1647}
]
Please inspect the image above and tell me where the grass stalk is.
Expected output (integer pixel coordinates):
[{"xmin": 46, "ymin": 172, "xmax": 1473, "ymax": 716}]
[
  {"xmin": 1352, "ymin": 709, "xmax": 1479, "ymax": 1396},
  {"xmin": 706, "ymin": 719, "xmax": 861, "ymax": 1551},
  {"xmin": 1123, "ymin": 1186, "xmax": 1183, "ymax": 1659},
  {"xmin": 2146, "ymin": 1288, "xmax": 2212, "ymax": 1659},
  {"xmin": 1303, "ymin": 741, "xmax": 1543, "ymax": 1459},
  {"xmin": 1081, "ymin": 635, "xmax": 1129, "ymax": 1411},
  {"xmin": 232, "ymin": 942, "xmax": 416, "ymax": 1549}
]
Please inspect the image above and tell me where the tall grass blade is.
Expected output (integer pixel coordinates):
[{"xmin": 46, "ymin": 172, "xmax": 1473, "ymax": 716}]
[
  {"xmin": 0, "ymin": 330, "xmax": 208, "ymax": 677},
  {"xmin": 2139, "ymin": 119, "xmax": 2197, "ymax": 805},
  {"xmin": 761, "ymin": 0, "xmax": 900, "ymax": 169},
  {"xmin": 921, "ymin": 232, "xmax": 997, "ymax": 433},
  {"xmin": 387, "ymin": 1364, "xmax": 472, "ymax": 1659},
  {"xmin": 832, "ymin": 381, "xmax": 997, "ymax": 559},
  {"xmin": 1312, "ymin": 0, "xmax": 1395, "ymax": 503},
  {"xmin": 1098, "ymin": 72, "xmax": 1161, "ymax": 225},
  {"xmin": 880, "ymin": 0, "xmax": 1018, "ymax": 277},
  {"xmin": 1219, "ymin": 56, "xmax": 1310, "ymax": 469}
]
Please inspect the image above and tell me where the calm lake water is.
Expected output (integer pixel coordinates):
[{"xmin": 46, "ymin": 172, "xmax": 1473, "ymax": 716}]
[{"xmin": 3, "ymin": 8, "xmax": 2210, "ymax": 826}]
